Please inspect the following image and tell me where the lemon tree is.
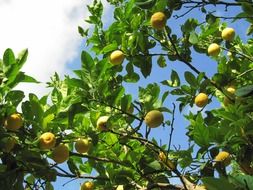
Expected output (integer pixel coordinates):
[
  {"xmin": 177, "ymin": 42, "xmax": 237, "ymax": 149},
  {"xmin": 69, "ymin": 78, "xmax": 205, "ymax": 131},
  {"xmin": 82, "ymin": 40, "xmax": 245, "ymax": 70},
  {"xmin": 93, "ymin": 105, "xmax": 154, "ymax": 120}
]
[{"xmin": 1, "ymin": 0, "xmax": 253, "ymax": 190}]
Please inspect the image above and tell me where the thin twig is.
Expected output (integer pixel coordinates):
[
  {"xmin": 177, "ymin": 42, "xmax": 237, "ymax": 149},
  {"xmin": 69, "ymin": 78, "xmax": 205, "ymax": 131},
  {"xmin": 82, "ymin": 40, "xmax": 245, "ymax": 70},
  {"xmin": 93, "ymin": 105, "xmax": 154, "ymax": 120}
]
[{"xmin": 167, "ymin": 103, "xmax": 176, "ymax": 153}]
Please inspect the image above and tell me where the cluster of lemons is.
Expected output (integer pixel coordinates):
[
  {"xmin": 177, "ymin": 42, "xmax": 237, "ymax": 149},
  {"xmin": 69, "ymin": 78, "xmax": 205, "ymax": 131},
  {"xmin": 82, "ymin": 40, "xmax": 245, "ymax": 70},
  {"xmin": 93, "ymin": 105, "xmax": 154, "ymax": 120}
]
[
  {"xmin": 194, "ymin": 85, "xmax": 236, "ymax": 108},
  {"xmin": 97, "ymin": 109, "xmax": 164, "ymax": 131},
  {"xmin": 2, "ymin": 113, "xmax": 94, "ymax": 189},
  {"xmin": 2, "ymin": 113, "xmax": 23, "ymax": 153},
  {"xmin": 39, "ymin": 132, "xmax": 92, "ymax": 164},
  {"xmin": 208, "ymin": 27, "xmax": 235, "ymax": 56},
  {"xmin": 2, "ymin": 12, "xmax": 235, "ymax": 190},
  {"xmin": 108, "ymin": 11, "xmax": 167, "ymax": 66}
]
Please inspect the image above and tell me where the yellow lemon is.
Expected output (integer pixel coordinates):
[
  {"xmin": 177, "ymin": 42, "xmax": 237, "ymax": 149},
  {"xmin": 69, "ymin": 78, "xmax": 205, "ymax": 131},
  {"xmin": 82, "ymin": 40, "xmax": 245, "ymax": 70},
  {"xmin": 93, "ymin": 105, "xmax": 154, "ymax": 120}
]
[
  {"xmin": 39, "ymin": 132, "xmax": 56, "ymax": 150},
  {"xmin": 194, "ymin": 93, "xmax": 208, "ymax": 107},
  {"xmin": 4, "ymin": 113, "xmax": 23, "ymax": 131},
  {"xmin": 151, "ymin": 12, "xmax": 167, "ymax": 30},
  {"xmin": 52, "ymin": 143, "xmax": 69, "ymax": 164},
  {"xmin": 158, "ymin": 151, "xmax": 176, "ymax": 170},
  {"xmin": 207, "ymin": 43, "xmax": 220, "ymax": 56},
  {"xmin": 80, "ymin": 181, "xmax": 94, "ymax": 190},
  {"xmin": 227, "ymin": 86, "xmax": 235, "ymax": 94},
  {"xmin": 110, "ymin": 50, "xmax": 125, "ymax": 65},
  {"xmin": 222, "ymin": 27, "xmax": 235, "ymax": 41},
  {"xmin": 215, "ymin": 151, "xmax": 231, "ymax": 166},
  {"xmin": 144, "ymin": 110, "xmax": 164, "ymax": 128},
  {"xmin": 96, "ymin": 116, "xmax": 109, "ymax": 131},
  {"xmin": 223, "ymin": 87, "xmax": 235, "ymax": 106},
  {"xmin": 75, "ymin": 138, "xmax": 91, "ymax": 154}
]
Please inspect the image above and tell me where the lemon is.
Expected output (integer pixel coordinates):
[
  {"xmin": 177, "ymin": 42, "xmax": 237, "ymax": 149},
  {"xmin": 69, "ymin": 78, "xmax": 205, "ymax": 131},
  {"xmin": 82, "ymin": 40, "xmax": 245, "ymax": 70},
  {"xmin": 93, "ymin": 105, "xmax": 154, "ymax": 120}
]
[
  {"xmin": 96, "ymin": 116, "xmax": 109, "ymax": 131},
  {"xmin": 221, "ymin": 27, "xmax": 235, "ymax": 41},
  {"xmin": 110, "ymin": 50, "xmax": 125, "ymax": 65},
  {"xmin": 80, "ymin": 181, "xmax": 94, "ymax": 190},
  {"xmin": 207, "ymin": 43, "xmax": 220, "ymax": 56},
  {"xmin": 144, "ymin": 110, "xmax": 164, "ymax": 128},
  {"xmin": 150, "ymin": 12, "xmax": 167, "ymax": 30},
  {"xmin": 39, "ymin": 132, "xmax": 56, "ymax": 150},
  {"xmin": 52, "ymin": 144, "xmax": 69, "ymax": 164},
  {"xmin": 194, "ymin": 93, "xmax": 208, "ymax": 107},
  {"xmin": 215, "ymin": 151, "xmax": 231, "ymax": 166},
  {"xmin": 4, "ymin": 113, "xmax": 23, "ymax": 131},
  {"xmin": 75, "ymin": 138, "xmax": 91, "ymax": 154}
]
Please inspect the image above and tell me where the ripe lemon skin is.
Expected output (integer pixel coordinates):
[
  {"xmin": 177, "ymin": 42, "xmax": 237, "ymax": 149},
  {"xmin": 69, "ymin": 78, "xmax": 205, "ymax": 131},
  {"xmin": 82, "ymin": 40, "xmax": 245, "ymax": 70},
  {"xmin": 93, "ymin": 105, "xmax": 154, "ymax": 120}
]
[
  {"xmin": 75, "ymin": 138, "xmax": 91, "ymax": 154},
  {"xmin": 110, "ymin": 50, "xmax": 125, "ymax": 65},
  {"xmin": 158, "ymin": 152, "xmax": 176, "ymax": 170},
  {"xmin": 215, "ymin": 151, "xmax": 231, "ymax": 166},
  {"xmin": 4, "ymin": 113, "xmax": 23, "ymax": 131},
  {"xmin": 39, "ymin": 132, "xmax": 56, "ymax": 150},
  {"xmin": 52, "ymin": 143, "xmax": 69, "ymax": 164},
  {"xmin": 194, "ymin": 93, "xmax": 208, "ymax": 107},
  {"xmin": 222, "ymin": 27, "xmax": 235, "ymax": 41},
  {"xmin": 96, "ymin": 116, "xmax": 109, "ymax": 131},
  {"xmin": 223, "ymin": 87, "xmax": 235, "ymax": 106},
  {"xmin": 80, "ymin": 181, "xmax": 94, "ymax": 190},
  {"xmin": 144, "ymin": 110, "xmax": 164, "ymax": 128},
  {"xmin": 151, "ymin": 12, "xmax": 166, "ymax": 30},
  {"xmin": 207, "ymin": 43, "xmax": 220, "ymax": 56}
]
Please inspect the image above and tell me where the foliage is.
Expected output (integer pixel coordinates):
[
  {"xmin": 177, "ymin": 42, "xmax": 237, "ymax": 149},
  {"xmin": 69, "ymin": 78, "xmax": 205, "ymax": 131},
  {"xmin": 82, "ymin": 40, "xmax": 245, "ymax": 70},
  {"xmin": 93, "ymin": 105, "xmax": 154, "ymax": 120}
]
[{"xmin": 1, "ymin": 0, "xmax": 253, "ymax": 189}]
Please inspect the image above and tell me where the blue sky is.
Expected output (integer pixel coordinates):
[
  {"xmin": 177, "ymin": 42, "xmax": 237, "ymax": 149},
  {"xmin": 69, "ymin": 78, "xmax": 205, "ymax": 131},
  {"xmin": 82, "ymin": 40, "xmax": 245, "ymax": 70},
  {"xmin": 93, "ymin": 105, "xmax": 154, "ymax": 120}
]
[{"xmin": 0, "ymin": 0, "xmax": 249, "ymax": 189}]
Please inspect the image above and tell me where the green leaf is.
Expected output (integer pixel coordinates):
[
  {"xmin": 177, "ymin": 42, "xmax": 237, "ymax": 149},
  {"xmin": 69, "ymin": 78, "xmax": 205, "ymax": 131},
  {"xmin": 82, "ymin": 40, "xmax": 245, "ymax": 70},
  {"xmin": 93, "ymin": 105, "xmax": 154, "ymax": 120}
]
[
  {"xmin": 29, "ymin": 93, "xmax": 44, "ymax": 125},
  {"xmin": 171, "ymin": 70, "xmax": 180, "ymax": 87},
  {"xmin": 4, "ymin": 49, "xmax": 28, "ymax": 85},
  {"xmin": 68, "ymin": 103, "xmax": 88, "ymax": 128},
  {"xmin": 147, "ymin": 160, "xmax": 161, "ymax": 171},
  {"xmin": 79, "ymin": 162, "xmax": 93, "ymax": 174},
  {"xmin": 139, "ymin": 83, "xmax": 160, "ymax": 106},
  {"xmin": 135, "ymin": 0, "xmax": 156, "ymax": 9},
  {"xmin": 109, "ymin": 86, "xmax": 125, "ymax": 105},
  {"xmin": 81, "ymin": 51, "xmax": 94, "ymax": 74},
  {"xmin": 236, "ymin": 85, "xmax": 253, "ymax": 97},
  {"xmin": 101, "ymin": 41, "xmax": 118, "ymax": 54},
  {"xmin": 241, "ymin": 3, "xmax": 253, "ymax": 16},
  {"xmin": 105, "ymin": 133, "xmax": 118, "ymax": 146},
  {"xmin": 121, "ymin": 94, "xmax": 132, "ymax": 112},
  {"xmin": 157, "ymin": 55, "xmax": 167, "ymax": 68},
  {"xmin": 78, "ymin": 26, "xmax": 88, "ymax": 37},
  {"xmin": 231, "ymin": 175, "xmax": 253, "ymax": 190},
  {"xmin": 161, "ymin": 91, "xmax": 169, "ymax": 104},
  {"xmin": 0, "ymin": 164, "xmax": 7, "ymax": 172},
  {"xmin": 3, "ymin": 48, "xmax": 15, "ymax": 66},
  {"xmin": 7, "ymin": 72, "xmax": 39, "ymax": 89},
  {"xmin": 189, "ymin": 32, "xmax": 198, "ymax": 44},
  {"xmin": 184, "ymin": 71, "xmax": 197, "ymax": 86},
  {"xmin": 5, "ymin": 90, "xmax": 25, "ymax": 107},
  {"xmin": 161, "ymin": 70, "xmax": 180, "ymax": 87},
  {"xmin": 45, "ymin": 182, "xmax": 54, "ymax": 190},
  {"xmin": 67, "ymin": 158, "xmax": 80, "ymax": 175},
  {"xmin": 247, "ymin": 24, "xmax": 253, "ymax": 35},
  {"xmin": 17, "ymin": 49, "xmax": 28, "ymax": 68},
  {"xmin": 65, "ymin": 77, "xmax": 88, "ymax": 90},
  {"xmin": 193, "ymin": 114, "xmax": 210, "ymax": 147},
  {"xmin": 202, "ymin": 177, "xmax": 236, "ymax": 190},
  {"xmin": 140, "ymin": 57, "xmax": 152, "ymax": 78}
]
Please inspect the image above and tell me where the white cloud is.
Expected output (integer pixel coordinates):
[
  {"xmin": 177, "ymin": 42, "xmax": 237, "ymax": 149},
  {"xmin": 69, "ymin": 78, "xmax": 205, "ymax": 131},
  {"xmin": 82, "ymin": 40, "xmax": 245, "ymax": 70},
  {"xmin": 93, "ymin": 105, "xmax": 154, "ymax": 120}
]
[{"xmin": 0, "ymin": 0, "xmax": 92, "ymax": 96}]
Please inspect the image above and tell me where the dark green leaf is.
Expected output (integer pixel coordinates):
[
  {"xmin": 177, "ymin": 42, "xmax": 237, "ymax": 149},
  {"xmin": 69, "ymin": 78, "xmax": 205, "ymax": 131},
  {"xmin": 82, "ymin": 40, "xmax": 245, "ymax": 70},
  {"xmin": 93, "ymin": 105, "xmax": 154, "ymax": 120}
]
[
  {"xmin": 81, "ymin": 51, "xmax": 94, "ymax": 74},
  {"xmin": 157, "ymin": 55, "xmax": 167, "ymax": 68},
  {"xmin": 184, "ymin": 71, "xmax": 197, "ymax": 86},
  {"xmin": 202, "ymin": 177, "xmax": 236, "ymax": 190},
  {"xmin": 235, "ymin": 85, "xmax": 253, "ymax": 97},
  {"xmin": 3, "ymin": 48, "xmax": 15, "ymax": 66}
]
